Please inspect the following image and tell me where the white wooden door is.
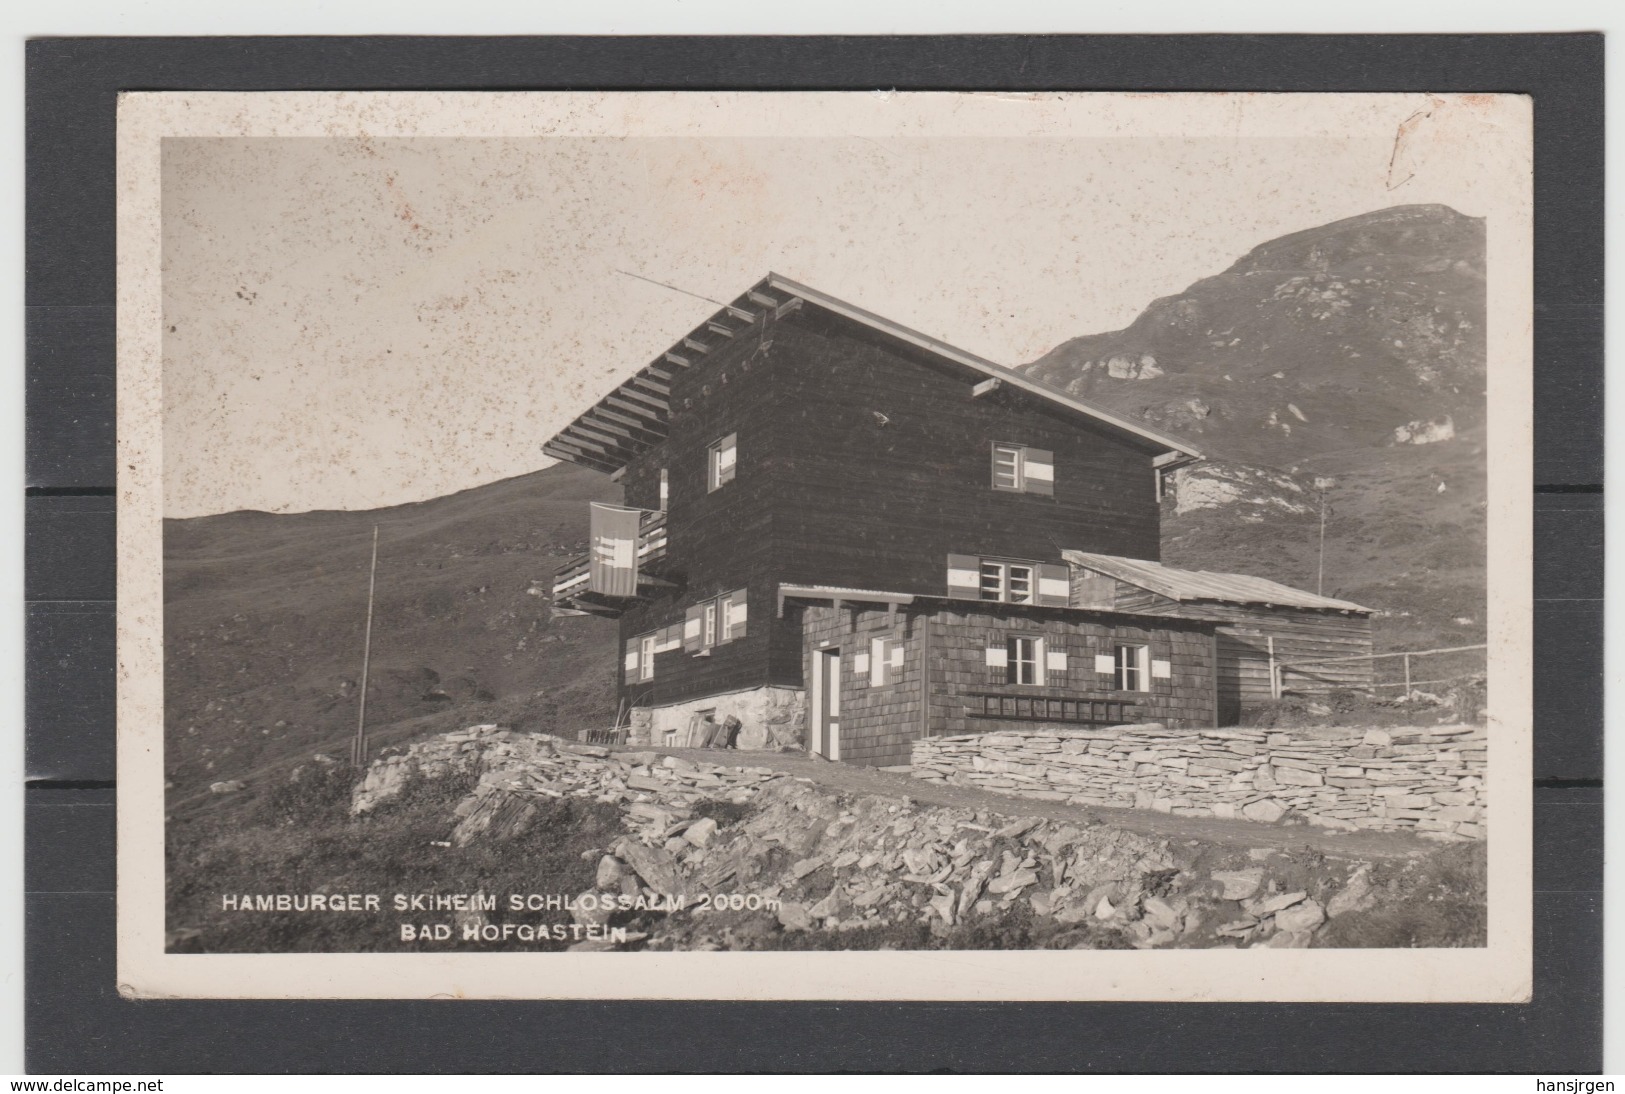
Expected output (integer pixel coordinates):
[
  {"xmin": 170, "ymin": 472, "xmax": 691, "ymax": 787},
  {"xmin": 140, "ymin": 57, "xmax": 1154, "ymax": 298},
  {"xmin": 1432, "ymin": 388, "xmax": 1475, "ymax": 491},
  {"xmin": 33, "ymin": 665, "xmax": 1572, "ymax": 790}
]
[{"xmin": 816, "ymin": 647, "xmax": 841, "ymax": 761}]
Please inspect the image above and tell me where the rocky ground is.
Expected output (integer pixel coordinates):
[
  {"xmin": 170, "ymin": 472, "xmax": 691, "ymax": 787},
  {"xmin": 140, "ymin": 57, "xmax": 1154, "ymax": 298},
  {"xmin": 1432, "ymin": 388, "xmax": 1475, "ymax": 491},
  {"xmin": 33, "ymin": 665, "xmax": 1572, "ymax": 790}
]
[{"xmin": 332, "ymin": 724, "xmax": 1484, "ymax": 952}]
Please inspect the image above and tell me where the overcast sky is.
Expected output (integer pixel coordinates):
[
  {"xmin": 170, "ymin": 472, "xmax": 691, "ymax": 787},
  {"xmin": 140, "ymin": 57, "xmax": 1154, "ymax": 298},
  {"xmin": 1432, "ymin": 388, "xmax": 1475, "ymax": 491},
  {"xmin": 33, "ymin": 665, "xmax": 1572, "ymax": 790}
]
[{"xmin": 160, "ymin": 96, "xmax": 1513, "ymax": 516}]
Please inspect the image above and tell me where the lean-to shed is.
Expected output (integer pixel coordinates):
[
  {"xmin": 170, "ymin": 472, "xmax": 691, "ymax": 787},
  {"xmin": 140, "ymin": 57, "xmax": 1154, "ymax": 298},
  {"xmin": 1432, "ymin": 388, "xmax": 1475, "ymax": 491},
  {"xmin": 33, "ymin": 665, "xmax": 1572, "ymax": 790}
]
[{"xmin": 1062, "ymin": 551, "xmax": 1374, "ymax": 724}]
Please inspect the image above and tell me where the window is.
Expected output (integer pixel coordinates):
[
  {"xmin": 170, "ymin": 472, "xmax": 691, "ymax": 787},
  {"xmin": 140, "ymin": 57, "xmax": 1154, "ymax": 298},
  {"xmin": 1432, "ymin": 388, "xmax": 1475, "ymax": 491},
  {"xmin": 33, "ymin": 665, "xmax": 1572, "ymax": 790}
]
[
  {"xmin": 1115, "ymin": 643, "xmax": 1149, "ymax": 692},
  {"xmin": 684, "ymin": 588, "xmax": 749, "ymax": 654},
  {"xmin": 659, "ymin": 468, "xmax": 669, "ymax": 510},
  {"xmin": 708, "ymin": 433, "xmax": 737, "ymax": 492},
  {"xmin": 991, "ymin": 443, "xmax": 1022, "ymax": 490},
  {"xmin": 626, "ymin": 633, "xmax": 659, "ymax": 683},
  {"xmin": 989, "ymin": 443, "xmax": 1054, "ymax": 496},
  {"xmin": 950, "ymin": 554, "xmax": 1069, "ymax": 606},
  {"xmin": 980, "ymin": 560, "xmax": 1035, "ymax": 604},
  {"xmin": 638, "ymin": 633, "xmax": 656, "ymax": 682},
  {"xmin": 1007, "ymin": 635, "xmax": 1045, "ymax": 686}
]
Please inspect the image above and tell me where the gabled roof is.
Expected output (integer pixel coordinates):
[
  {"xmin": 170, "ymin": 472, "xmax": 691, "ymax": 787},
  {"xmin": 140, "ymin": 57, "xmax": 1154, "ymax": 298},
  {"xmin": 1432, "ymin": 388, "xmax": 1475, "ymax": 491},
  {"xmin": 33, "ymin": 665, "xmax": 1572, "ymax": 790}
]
[
  {"xmin": 1063, "ymin": 551, "xmax": 1372, "ymax": 614},
  {"xmin": 542, "ymin": 273, "xmax": 1204, "ymax": 474}
]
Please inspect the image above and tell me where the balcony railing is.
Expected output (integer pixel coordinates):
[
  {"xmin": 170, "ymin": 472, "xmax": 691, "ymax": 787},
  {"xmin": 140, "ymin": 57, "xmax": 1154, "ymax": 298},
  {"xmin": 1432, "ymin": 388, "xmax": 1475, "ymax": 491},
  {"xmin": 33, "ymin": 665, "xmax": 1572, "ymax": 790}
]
[{"xmin": 551, "ymin": 510, "xmax": 668, "ymax": 601}]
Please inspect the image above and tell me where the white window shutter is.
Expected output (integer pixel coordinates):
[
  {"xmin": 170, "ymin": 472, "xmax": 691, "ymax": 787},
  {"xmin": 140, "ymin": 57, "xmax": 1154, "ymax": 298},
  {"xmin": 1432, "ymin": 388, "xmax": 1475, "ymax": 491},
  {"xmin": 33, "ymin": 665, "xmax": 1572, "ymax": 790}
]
[
  {"xmin": 870, "ymin": 638, "xmax": 887, "ymax": 687},
  {"xmin": 683, "ymin": 605, "xmax": 704, "ymax": 653},
  {"xmin": 1151, "ymin": 659, "xmax": 1173, "ymax": 679},
  {"xmin": 1046, "ymin": 649, "xmax": 1068, "ymax": 673},
  {"xmin": 854, "ymin": 651, "xmax": 871, "ymax": 679},
  {"xmin": 1036, "ymin": 562, "xmax": 1070, "ymax": 607},
  {"xmin": 728, "ymin": 588, "xmax": 749, "ymax": 640},
  {"xmin": 986, "ymin": 642, "xmax": 1008, "ymax": 686},
  {"xmin": 1094, "ymin": 653, "xmax": 1116, "ymax": 675},
  {"xmin": 623, "ymin": 642, "xmax": 639, "ymax": 673},
  {"xmin": 890, "ymin": 643, "xmax": 905, "ymax": 669},
  {"xmin": 717, "ymin": 433, "xmax": 737, "ymax": 486},
  {"xmin": 1022, "ymin": 448, "xmax": 1054, "ymax": 495},
  {"xmin": 946, "ymin": 553, "xmax": 981, "ymax": 598}
]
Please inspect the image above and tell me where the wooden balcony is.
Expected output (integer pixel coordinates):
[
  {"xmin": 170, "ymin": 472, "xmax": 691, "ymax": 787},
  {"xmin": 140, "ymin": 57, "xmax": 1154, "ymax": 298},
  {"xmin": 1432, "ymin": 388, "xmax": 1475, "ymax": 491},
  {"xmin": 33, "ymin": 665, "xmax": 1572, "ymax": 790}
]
[{"xmin": 551, "ymin": 511, "xmax": 671, "ymax": 616}]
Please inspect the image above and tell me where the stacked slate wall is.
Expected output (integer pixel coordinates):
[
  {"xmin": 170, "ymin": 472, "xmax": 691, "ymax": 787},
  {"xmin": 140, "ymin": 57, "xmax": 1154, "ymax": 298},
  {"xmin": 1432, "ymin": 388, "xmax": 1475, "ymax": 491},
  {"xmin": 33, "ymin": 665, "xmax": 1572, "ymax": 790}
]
[{"xmin": 911, "ymin": 723, "xmax": 1487, "ymax": 839}]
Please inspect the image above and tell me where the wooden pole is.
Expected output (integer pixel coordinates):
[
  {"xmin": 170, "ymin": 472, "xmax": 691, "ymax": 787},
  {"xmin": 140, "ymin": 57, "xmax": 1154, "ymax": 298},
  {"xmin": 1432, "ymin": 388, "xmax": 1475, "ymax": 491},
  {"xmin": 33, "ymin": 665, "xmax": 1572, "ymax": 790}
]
[
  {"xmin": 918, "ymin": 610, "xmax": 931, "ymax": 740},
  {"xmin": 1317, "ymin": 490, "xmax": 1327, "ymax": 596},
  {"xmin": 352, "ymin": 526, "xmax": 379, "ymax": 768}
]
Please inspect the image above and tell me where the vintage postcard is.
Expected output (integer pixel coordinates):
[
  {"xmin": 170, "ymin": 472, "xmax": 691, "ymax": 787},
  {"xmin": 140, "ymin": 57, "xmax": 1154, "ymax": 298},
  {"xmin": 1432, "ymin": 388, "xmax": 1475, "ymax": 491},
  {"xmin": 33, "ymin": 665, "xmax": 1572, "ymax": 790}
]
[{"xmin": 116, "ymin": 90, "xmax": 1533, "ymax": 1000}]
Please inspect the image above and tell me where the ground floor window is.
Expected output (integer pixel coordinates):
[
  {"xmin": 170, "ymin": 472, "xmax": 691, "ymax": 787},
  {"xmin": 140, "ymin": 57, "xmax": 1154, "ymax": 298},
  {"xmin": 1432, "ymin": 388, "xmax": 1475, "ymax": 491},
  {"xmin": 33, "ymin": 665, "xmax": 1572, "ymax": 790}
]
[
  {"xmin": 639, "ymin": 633, "xmax": 656, "ymax": 682},
  {"xmin": 1007, "ymin": 634, "xmax": 1045, "ymax": 685},
  {"xmin": 1115, "ymin": 642, "xmax": 1149, "ymax": 691}
]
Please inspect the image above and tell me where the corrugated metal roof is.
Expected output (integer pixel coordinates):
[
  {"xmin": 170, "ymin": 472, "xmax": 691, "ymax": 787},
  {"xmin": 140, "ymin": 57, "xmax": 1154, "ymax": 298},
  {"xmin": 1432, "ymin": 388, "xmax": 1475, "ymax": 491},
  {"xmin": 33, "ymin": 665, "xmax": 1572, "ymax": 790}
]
[{"xmin": 1063, "ymin": 551, "xmax": 1372, "ymax": 614}]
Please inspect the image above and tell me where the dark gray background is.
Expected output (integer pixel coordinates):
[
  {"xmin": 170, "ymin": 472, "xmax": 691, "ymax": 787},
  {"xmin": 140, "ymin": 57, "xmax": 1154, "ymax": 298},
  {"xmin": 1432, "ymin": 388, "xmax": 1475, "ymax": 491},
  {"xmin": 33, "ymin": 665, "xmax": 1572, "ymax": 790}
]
[{"xmin": 24, "ymin": 34, "xmax": 1603, "ymax": 1073}]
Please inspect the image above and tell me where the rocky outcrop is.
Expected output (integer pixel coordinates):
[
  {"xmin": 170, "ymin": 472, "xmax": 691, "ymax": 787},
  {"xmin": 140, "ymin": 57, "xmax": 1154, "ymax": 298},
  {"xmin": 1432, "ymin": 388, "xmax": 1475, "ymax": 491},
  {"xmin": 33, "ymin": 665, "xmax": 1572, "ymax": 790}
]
[
  {"xmin": 1392, "ymin": 415, "xmax": 1456, "ymax": 446},
  {"xmin": 912, "ymin": 723, "xmax": 1486, "ymax": 841},
  {"xmin": 1166, "ymin": 461, "xmax": 1316, "ymax": 518},
  {"xmin": 352, "ymin": 724, "xmax": 778, "ymax": 829},
  {"xmin": 635, "ymin": 686, "xmax": 806, "ymax": 751},
  {"xmin": 347, "ymin": 724, "xmax": 1425, "ymax": 950}
]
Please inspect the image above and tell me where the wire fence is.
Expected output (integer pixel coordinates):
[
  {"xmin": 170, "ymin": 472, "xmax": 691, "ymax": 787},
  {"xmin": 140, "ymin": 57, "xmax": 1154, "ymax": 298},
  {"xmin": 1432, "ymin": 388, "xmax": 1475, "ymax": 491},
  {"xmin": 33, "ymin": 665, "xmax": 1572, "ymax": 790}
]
[{"xmin": 1274, "ymin": 643, "xmax": 1487, "ymax": 699}]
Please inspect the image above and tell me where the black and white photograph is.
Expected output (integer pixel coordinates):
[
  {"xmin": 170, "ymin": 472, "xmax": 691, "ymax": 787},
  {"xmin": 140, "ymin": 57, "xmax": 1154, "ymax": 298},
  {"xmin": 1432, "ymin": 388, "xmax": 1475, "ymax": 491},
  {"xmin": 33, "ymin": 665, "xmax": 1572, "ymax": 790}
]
[{"xmin": 114, "ymin": 90, "xmax": 1534, "ymax": 1000}]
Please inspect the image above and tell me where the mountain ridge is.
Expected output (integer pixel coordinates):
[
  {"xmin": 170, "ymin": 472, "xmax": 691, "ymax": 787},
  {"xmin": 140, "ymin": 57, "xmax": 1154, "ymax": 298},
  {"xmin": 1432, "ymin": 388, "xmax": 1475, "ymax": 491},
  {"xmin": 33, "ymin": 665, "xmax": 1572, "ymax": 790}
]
[{"xmin": 1022, "ymin": 203, "xmax": 1486, "ymax": 652}]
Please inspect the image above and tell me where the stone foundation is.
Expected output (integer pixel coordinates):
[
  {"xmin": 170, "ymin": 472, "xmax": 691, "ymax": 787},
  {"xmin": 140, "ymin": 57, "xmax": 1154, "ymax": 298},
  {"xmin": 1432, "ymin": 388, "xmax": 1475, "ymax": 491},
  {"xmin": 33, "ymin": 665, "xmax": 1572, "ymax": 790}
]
[
  {"xmin": 638, "ymin": 686, "xmax": 806, "ymax": 752},
  {"xmin": 912, "ymin": 723, "xmax": 1487, "ymax": 840}
]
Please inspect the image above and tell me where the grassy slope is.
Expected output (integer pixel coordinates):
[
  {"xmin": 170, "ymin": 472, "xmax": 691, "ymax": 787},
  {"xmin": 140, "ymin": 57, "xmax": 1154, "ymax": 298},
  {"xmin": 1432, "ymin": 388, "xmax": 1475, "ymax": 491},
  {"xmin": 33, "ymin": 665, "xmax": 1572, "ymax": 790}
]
[{"xmin": 164, "ymin": 462, "xmax": 621, "ymax": 803}]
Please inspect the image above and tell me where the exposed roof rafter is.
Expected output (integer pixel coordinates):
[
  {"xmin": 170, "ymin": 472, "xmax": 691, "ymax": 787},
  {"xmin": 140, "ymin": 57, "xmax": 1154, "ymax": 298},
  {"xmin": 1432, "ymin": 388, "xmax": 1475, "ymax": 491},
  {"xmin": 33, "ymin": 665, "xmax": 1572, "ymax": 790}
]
[{"xmin": 543, "ymin": 273, "xmax": 1204, "ymax": 476}]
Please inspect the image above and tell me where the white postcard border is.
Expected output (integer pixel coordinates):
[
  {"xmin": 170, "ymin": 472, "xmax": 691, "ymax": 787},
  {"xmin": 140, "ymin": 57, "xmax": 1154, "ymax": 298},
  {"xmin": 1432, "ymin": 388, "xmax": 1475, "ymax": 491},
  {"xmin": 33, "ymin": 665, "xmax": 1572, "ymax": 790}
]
[{"xmin": 116, "ymin": 90, "xmax": 1533, "ymax": 1001}]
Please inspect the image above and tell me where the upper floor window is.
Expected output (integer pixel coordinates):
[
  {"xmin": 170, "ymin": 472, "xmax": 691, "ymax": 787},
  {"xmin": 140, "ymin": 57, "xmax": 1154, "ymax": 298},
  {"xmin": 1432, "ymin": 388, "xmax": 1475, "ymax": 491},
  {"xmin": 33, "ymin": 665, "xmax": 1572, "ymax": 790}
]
[
  {"xmin": 990, "ymin": 443, "xmax": 1054, "ymax": 496},
  {"xmin": 980, "ymin": 560, "xmax": 1034, "ymax": 604},
  {"xmin": 948, "ymin": 554, "xmax": 1070, "ymax": 607},
  {"xmin": 708, "ymin": 433, "xmax": 738, "ymax": 492}
]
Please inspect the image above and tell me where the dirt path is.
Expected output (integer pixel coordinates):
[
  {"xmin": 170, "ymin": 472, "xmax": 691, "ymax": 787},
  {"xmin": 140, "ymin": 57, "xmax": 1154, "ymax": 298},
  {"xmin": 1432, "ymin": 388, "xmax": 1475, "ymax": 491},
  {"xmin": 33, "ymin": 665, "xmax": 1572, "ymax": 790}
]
[{"xmin": 639, "ymin": 746, "xmax": 1435, "ymax": 861}]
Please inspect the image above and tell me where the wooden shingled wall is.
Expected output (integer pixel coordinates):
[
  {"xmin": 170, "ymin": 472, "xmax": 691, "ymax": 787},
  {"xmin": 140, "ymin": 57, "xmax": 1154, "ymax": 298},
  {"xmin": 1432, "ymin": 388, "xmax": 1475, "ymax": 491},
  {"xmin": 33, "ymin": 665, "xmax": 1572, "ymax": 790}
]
[{"xmin": 801, "ymin": 601, "xmax": 1218, "ymax": 768}]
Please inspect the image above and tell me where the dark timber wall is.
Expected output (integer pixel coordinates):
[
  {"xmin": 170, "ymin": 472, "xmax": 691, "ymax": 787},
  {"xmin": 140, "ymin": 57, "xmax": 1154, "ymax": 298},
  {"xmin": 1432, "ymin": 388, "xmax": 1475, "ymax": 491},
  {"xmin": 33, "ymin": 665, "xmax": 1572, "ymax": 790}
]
[
  {"xmin": 764, "ymin": 312, "xmax": 1165, "ymax": 597},
  {"xmin": 615, "ymin": 304, "xmax": 1169, "ymax": 708},
  {"xmin": 616, "ymin": 321, "xmax": 800, "ymax": 705}
]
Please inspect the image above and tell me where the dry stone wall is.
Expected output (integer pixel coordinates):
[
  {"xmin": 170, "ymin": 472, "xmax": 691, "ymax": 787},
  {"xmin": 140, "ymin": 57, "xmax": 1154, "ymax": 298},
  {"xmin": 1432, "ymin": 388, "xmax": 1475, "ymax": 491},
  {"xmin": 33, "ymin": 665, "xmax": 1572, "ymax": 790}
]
[
  {"xmin": 345, "ymin": 723, "xmax": 1398, "ymax": 950},
  {"xmin": 623, "ymin": 686, "xmax": 805, "ymax": 751},
  {"xmin": 912, "ymin": 722, "xmax": 1486, "ymax": 840}
]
